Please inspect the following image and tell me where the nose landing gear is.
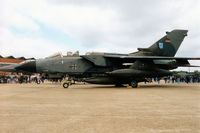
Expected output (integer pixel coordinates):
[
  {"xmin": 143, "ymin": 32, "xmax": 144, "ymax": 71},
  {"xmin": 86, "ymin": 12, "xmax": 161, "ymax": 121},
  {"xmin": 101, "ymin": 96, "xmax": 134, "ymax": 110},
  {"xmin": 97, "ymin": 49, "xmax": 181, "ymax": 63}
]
[{"xmin": 62, "ymin": 80, "xmax": 72, "ymax": 88}]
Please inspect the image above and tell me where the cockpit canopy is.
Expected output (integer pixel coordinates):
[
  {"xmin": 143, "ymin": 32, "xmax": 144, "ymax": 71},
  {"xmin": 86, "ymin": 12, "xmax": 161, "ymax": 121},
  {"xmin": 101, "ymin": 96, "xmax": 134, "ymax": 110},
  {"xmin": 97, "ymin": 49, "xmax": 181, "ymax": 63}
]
[{"xmin": 46, "ymin": 51, "xmax": 80, "ymax": 58}]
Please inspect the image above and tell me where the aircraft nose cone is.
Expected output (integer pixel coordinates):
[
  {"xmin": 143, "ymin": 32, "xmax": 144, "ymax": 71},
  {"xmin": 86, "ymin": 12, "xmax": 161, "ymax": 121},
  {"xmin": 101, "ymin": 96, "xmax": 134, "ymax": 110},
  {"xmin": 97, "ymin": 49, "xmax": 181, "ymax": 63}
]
[
  {"xmin": 16, "ymin": 60, "xmax": 36, "ymax": 73},
  {"xmin": 0, "ymin": 65, "xmax": 16, "ymax": 72}
]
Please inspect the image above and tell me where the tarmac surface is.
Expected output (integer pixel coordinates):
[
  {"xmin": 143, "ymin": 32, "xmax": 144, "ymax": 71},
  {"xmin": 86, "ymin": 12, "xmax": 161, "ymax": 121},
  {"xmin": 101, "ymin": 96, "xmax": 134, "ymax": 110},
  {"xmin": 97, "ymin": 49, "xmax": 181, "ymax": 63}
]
[{"xmin": 0, "ymin": 82, "xmax": 199, "ymax": 133}]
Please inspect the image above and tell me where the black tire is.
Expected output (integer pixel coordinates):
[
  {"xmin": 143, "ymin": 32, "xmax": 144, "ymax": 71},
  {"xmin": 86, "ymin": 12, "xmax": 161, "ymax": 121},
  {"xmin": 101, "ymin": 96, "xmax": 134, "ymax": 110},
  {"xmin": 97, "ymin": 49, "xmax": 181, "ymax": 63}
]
[
  {"xmin": 63, "ymin": 83, "xmax": 69, "ymax": 88},
  {"xmin": 130, "ymin": 81, "xmax": 138, "ymax": 88}
]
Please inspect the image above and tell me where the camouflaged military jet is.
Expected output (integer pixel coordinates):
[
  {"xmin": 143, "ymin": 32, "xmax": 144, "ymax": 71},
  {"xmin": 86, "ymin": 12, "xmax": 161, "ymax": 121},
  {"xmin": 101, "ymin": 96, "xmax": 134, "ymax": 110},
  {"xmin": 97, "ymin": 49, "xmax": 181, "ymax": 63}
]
[{"xmin": 1, "ymin": 29, "xmax": 200, "ymax": 88}]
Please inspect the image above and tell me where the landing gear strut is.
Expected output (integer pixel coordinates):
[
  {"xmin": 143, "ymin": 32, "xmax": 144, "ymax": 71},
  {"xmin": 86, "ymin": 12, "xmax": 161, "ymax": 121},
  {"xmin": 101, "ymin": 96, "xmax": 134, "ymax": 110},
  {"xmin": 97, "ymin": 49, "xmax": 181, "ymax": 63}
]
[{"xmin": 130, "ymin": 81, "xmax": 138, "ymax": 88}]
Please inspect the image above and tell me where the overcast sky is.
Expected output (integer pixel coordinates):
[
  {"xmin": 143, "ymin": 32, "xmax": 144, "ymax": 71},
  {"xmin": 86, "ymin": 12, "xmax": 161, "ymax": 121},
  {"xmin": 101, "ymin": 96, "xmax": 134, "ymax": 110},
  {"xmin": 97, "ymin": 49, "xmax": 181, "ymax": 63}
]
[{"xmin": 0, "ymin": 0, "xmax": 200, "ymax": 70}]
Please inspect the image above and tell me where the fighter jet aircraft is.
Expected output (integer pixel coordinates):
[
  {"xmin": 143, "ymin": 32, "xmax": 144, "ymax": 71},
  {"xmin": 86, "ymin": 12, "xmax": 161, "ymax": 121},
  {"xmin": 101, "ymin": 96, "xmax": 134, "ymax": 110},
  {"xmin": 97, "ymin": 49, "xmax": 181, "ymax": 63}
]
[{"xmin": 0, "ymin": 29, "xmax": 200, "ymax": 88}]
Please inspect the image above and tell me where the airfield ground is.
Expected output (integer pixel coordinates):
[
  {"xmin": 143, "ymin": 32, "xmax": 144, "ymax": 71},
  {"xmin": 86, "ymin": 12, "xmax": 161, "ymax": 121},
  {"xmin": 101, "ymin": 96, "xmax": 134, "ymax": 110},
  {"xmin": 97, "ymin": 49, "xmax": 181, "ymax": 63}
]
[{"xmin": 0, "ymin": 82, "xmax": 199, "ymax": 133}]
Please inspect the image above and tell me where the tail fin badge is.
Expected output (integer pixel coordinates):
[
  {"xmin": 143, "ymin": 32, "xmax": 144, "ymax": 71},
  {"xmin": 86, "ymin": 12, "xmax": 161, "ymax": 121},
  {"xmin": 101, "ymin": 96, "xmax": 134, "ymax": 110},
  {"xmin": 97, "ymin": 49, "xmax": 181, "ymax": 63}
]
[{"xmin": 159, "ymin": 42, "xmax": 163, "ymax": 49}]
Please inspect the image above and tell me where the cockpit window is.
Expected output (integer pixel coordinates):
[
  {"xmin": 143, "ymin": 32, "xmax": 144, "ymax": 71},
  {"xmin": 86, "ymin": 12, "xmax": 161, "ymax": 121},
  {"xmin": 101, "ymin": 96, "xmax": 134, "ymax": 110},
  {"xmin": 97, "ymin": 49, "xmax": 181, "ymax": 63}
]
[{"xmin": 46, "ymin": 53, "xmax": 63, "ymax": 58}]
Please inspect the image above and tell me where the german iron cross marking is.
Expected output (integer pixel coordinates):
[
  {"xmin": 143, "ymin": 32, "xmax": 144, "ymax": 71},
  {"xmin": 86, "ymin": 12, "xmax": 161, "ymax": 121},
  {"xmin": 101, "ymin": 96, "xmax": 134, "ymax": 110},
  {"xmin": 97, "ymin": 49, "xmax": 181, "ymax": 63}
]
[{"xmin": 70, "ymin": 64, "xmax": 77, "ymax": 70}]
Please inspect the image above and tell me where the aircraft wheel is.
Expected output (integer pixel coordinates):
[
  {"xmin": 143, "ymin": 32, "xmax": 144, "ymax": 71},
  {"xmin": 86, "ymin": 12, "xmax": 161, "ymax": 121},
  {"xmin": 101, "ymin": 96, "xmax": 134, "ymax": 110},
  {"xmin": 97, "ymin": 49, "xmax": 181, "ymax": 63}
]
[
  {"xmin": 63, "ymin": 83, "xmax": 69, "ymax": 88},
  {"xmin": 130, "ymin": 81, "xmax": 138, "ymax": 88}
]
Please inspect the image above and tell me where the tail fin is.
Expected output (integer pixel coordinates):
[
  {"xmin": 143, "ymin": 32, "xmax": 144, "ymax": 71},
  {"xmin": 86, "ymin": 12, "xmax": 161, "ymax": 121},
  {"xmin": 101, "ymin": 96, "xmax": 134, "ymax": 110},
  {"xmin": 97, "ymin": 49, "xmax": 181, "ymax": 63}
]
[{"xmin": 148, "ymin": 29, "xmax": 188, "ymax": 57}]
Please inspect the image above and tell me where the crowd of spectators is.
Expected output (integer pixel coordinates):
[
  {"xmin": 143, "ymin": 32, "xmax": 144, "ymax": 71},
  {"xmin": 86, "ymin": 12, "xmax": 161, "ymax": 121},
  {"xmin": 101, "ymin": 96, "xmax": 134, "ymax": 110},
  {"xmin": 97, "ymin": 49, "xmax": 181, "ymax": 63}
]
[
  {"xmin": 145, "ymin": 75, "xmax": 200, "ymax": 84},
  {"xmin": 1, "ymin": 73, "xmax": 200, "ymax": 84},
  {"xmin": 163, "ymin": 75, "xmax": 200, "ymax": 83},
  {"xmin": 0, "ymin": 74, "xmax": 45, "ymax": 84}
]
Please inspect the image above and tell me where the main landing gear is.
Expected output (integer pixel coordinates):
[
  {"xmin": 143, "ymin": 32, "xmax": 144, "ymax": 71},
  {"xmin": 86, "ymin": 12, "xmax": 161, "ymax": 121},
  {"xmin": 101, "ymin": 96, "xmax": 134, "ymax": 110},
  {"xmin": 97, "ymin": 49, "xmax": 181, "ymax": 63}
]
[{"xmin": 129, "ymin": 81, "xmax": 138, "ymax": 88}]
